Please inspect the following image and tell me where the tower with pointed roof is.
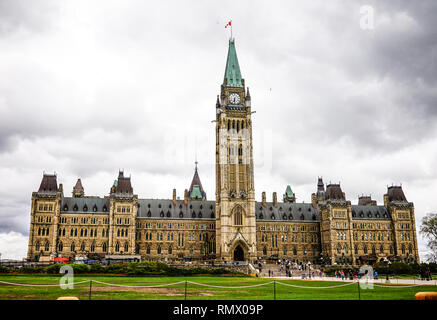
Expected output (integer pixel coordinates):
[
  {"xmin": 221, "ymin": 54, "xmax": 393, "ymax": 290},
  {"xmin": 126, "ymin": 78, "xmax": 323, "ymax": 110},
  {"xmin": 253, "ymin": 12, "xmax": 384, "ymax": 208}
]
[
  {"xmin": 215, "ymin": 39, "xmax": 256, "ymax": 262},
  {"xmin": 189, "ymin": 161, "xmax": 206, "ymax": 200},
  {"xmin": 72, "ymin": 179, "xmax": 84, "ymax": 198}
]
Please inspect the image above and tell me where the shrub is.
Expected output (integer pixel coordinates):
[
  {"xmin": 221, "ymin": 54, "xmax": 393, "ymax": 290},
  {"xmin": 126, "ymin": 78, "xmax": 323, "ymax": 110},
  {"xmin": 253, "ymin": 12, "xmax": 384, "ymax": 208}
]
[
  {"xmin": 89, "ymin": 264, "xmax": 105, "ymax": 273},
  {"xmin": 0, "ymin": 266, "xmax": 10, "ymax": 273},
  {"xmin": 44, "ymin": 264, "xmax": 62, "ymax": 274},
  {"xmin": 71, "ymin": 264, "xmax": 90, "ymax": 274}
]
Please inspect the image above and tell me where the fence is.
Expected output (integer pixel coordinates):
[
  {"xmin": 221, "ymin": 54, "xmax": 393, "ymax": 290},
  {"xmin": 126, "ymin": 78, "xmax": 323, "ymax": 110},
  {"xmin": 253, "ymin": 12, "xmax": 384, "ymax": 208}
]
[{"xmin": 1, "ymin": 278, "xmax": 435, "ymax": 300}]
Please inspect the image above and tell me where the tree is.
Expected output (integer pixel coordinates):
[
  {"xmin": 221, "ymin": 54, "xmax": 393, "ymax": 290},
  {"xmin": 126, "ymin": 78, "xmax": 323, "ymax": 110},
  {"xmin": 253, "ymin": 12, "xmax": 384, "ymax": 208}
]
[{"xmin": 420, "ymin": 213, "xmax": 437, "ymax": 263}]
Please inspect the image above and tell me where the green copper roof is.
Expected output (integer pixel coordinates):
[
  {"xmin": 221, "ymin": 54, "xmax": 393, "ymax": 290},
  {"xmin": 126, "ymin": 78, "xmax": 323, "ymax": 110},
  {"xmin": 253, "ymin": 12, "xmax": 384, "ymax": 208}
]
[
  {"xmin": 224, "ymin": 40, "xmax": 243, "ymax": 87},
  {"xmin": 285, "ymin": 185, "xmax": 294, "ymax": 197},
  {"xmin": 190, "ymin": 185, "xmax": 202, "ymax": 199}
]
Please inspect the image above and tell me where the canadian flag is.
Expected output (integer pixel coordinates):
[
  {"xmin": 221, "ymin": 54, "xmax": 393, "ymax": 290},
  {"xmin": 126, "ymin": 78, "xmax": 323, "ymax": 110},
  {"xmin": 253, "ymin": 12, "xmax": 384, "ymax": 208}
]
[{"xmin": 225, "ymin": 21, "xmax": 231, "ymax": 28}]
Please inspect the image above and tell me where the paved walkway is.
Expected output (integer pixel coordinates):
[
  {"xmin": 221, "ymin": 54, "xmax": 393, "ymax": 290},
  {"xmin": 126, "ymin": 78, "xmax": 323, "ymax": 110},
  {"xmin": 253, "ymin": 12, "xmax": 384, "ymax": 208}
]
[{"xmin": 263, "ymin": 275, "xmax": 437, "ymax": 286}]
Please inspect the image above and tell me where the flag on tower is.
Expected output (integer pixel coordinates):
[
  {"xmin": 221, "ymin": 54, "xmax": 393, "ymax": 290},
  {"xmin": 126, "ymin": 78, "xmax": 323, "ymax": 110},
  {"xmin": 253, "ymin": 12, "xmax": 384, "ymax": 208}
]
[{"xmin": 225, "ymin": 21, "xmax": 231, "ymax": 28}]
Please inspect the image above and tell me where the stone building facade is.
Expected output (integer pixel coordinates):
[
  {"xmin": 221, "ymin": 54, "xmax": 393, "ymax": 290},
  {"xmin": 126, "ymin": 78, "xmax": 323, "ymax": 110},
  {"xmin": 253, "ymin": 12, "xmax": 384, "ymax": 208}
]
[{"xmin": 27, "ymin": 39, "xmax": 419, "ymax": 266}]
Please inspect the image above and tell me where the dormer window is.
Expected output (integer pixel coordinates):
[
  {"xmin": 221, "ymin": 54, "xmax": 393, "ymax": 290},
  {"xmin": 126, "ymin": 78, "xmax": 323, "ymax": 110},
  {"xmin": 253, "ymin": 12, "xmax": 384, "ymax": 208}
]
[
  {"xmin": 179, "ymin": 211, "xmax": 183, "ymax": 218},
  {"xmin": 147, "ymin": 210, "xmax": 151, "ymax": 217},
  {"xmin": 289, "ymin": 214, "xmax": 293, "ymax": 220},
  {"xmin": 166, "ymin": 211, "xmax": 171, "ymax": 217},
  {"xmin": 63, "ymin": 205, "xmax": 68, "ymax": 211},
  {"xmin": 198, "ymin": 212, "xmax": 202, "ymax": 218},
  {"xmin": 271, "ymin": 214, "xmax": 275, "ymax": 220},
  {"xmin": 160, "ymin": 211, "xmax": 164, "ymax": 217},
  {"xmin": 210, "ymin": 212, "xmax": 215, "ymax": 218},
  {"xmin": 93, "ymin": 205, "xmax": 97, "ymax": 212},
  {"xmin": 282, "ymin": 214, "xmax": 287, "ymax": 220},
  {"xmin": 83, "ymin": 205, "xmax": 88, "ymax": 212},
  {"xmin": 192, "ymin": 211, "xmax": 196, "ymax": 218},
  {"xmin": 73, "ymin": 204, "xmax": 78, "ymax": 211},
  {"xmin": 103, "ymin": 205, "xmax": 107, "ymax": 212},
  {"xmin": 300, "ymin": 214, "xmax": 305, "ymax": 220}
]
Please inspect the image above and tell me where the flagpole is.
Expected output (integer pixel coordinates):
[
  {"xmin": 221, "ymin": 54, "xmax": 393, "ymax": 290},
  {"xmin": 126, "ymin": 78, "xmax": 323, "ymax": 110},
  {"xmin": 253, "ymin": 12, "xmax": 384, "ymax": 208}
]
[{"xmin": 231, "ymin": 20, "xmax": 233, "ymax": 40}]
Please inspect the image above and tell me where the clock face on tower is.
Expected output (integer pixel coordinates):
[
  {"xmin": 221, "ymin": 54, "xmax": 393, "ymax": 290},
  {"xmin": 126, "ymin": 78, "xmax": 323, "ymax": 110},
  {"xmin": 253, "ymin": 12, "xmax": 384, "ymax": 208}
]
[{"xmin": 229, "ymin": 93, "xmax": 241, "ymax": 105}]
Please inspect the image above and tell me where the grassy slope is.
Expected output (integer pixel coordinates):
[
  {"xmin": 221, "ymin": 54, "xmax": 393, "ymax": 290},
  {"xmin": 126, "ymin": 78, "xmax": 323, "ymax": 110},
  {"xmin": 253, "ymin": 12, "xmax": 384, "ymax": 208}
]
[{"xmin": 0, "ymin": 274, "xmax": 436, "ymax": 300}]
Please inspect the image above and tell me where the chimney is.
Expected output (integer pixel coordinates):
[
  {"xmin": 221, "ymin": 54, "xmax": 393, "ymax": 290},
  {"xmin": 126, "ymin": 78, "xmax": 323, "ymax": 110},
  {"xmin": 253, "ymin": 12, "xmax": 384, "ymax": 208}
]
[
  {"xmin": 262, "ymin": 192, "xmax": 266, "ymax": 207},
  {"xmin": 184, "ymin": 189, "xmax": 188, "ymax": 206},
  {"xmin": 59, "ymin": 183, "xmax": 63, "ymax": 193},
  {"xmin": 172, "ymin": 189, "xmax": 177, "ymax": 205},
  {"xmin": 273, "ymin": 192, "xmax": 278, "ymax": 208}
]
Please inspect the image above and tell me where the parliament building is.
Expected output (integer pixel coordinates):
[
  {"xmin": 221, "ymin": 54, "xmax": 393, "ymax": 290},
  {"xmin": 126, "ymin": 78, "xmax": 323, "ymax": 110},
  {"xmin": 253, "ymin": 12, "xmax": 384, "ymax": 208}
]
[{"xmin": 27, "ymin": 39, "xmax": 419, "ymax": 266}]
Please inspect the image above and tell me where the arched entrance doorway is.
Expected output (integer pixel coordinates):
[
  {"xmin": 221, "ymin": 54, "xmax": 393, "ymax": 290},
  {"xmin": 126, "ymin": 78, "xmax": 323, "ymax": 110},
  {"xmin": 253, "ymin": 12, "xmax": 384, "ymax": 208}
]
[{"xmin": 234, "ymin": 245, "xmax": 245, "ymax": 261}]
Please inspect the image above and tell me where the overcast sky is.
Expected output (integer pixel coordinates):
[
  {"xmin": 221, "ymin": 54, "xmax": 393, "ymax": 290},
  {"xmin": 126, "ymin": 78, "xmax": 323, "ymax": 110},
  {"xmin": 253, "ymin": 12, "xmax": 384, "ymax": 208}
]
[{"xmin": 0, "ymin": 0, "xmax": 436, "ymax": 260}]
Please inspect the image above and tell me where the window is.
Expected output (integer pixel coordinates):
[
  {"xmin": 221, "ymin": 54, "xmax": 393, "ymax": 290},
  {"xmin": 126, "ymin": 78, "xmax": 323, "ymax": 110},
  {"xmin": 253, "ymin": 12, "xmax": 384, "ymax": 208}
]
[
  {"xmin": 90, "ymin": 242, "xmax": 95, "ymax": 252},
  {"xmin": 124, "ymin": 242, "xmax": 129, "ymax": 252},
  {"xmin": 234, "ymin": 209, "xmax": 243, "ymax": 226},
  {"xmin": 146, "ymin": 245, "xmax": 150, "ymax": 254},
  {"xmin": 44, "ymin": 242, "xmax": 50, "ymax": 251},
  {"xmin": 168, "ymin": 246, "xmax": 172, "ymax": 254},
  {"xmin": 102, "ymin": 242, "xmax": 107, "ymax": 252},
  {"xmin": 115, "ymin": 242, "xmax": 120, "ymax": 252},
  {"xmin": 363, "ymin": 245, "xmax": 368, "ymax": 254},
  {"xmin": 58, "ymin": 242, "xmax": 63, "ymax": 252},
  {"xmin": 157, "ymin": 245, "xmax": 161, "ymax": 254},
  {"xmin": 35, "ymin": 241, "xmax": 40, "ymax": 251}
]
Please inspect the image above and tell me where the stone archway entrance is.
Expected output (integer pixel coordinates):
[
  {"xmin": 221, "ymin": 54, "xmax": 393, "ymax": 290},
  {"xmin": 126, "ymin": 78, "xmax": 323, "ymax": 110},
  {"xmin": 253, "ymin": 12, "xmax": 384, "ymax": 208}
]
[{"xmin": 233, "ymin": 245, "xmax": 245, "ymax": 261}]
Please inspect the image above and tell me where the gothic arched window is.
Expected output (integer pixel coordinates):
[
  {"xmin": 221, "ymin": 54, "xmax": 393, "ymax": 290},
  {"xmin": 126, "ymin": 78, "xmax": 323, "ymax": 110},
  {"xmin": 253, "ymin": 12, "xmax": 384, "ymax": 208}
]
[{"xmin": 234, "ymin": 208, "xmax": 243, "ymax": 226}]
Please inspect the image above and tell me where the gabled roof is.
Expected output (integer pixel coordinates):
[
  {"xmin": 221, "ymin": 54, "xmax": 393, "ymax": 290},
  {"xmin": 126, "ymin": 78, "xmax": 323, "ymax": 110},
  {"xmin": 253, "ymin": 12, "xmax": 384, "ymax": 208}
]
[
  {"xmin": 73, "ymin": 178, "xmax": 84, "ymax": 191},
  {"xmin": 189, "ymin": 163, "xmax": 206, "ymax": 200},
  {"xmin": 113, "ymin": 171, "xmax": 133, "ymax": 195},
  {"xmin": 38, "ymin": 174, "xmax": 58, "ymax": 193},
  {"xmin": 285, "ymin": 185, "xmax": 294, "ymax": 197},
  {"xmin": 387, "ymin": 186, "xmax": 407, "ymax": 202},
  {"xmin": 224, "ymin": 39, "xmax": 243, "ymax": 88},
  {"xmin": 325, "ymin": 184, "xmax": 345, "ymax": 200}
]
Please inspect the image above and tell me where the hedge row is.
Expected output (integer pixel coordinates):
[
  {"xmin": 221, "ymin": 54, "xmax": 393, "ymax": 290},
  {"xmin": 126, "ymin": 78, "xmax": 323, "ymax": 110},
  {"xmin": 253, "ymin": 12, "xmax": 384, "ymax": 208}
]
[{"xmin": 0, "ymin": 261, "xmax": 241, "ymax": 276}]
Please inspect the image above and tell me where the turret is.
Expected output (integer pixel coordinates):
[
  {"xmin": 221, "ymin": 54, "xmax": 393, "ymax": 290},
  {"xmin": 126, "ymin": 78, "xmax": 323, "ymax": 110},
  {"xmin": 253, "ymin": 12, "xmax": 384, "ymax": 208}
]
[{"xmin": 72, "ymin": 178, "xmax": 84, "ymax": 198}]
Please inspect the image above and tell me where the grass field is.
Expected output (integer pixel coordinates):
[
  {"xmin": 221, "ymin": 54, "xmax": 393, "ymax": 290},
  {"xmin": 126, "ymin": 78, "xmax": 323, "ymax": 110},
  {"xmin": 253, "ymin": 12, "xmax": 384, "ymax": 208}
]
[{"xmin": 1, "ymin": 274, "xmax": 436, "ymax": 300}]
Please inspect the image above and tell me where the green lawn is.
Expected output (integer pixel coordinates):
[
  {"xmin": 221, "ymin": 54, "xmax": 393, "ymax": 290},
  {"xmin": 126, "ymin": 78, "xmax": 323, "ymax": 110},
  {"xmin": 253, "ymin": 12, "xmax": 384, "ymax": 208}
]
[{"xmin": 0, "ymin": 274, "xmax": 436, "ymax": 300}]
